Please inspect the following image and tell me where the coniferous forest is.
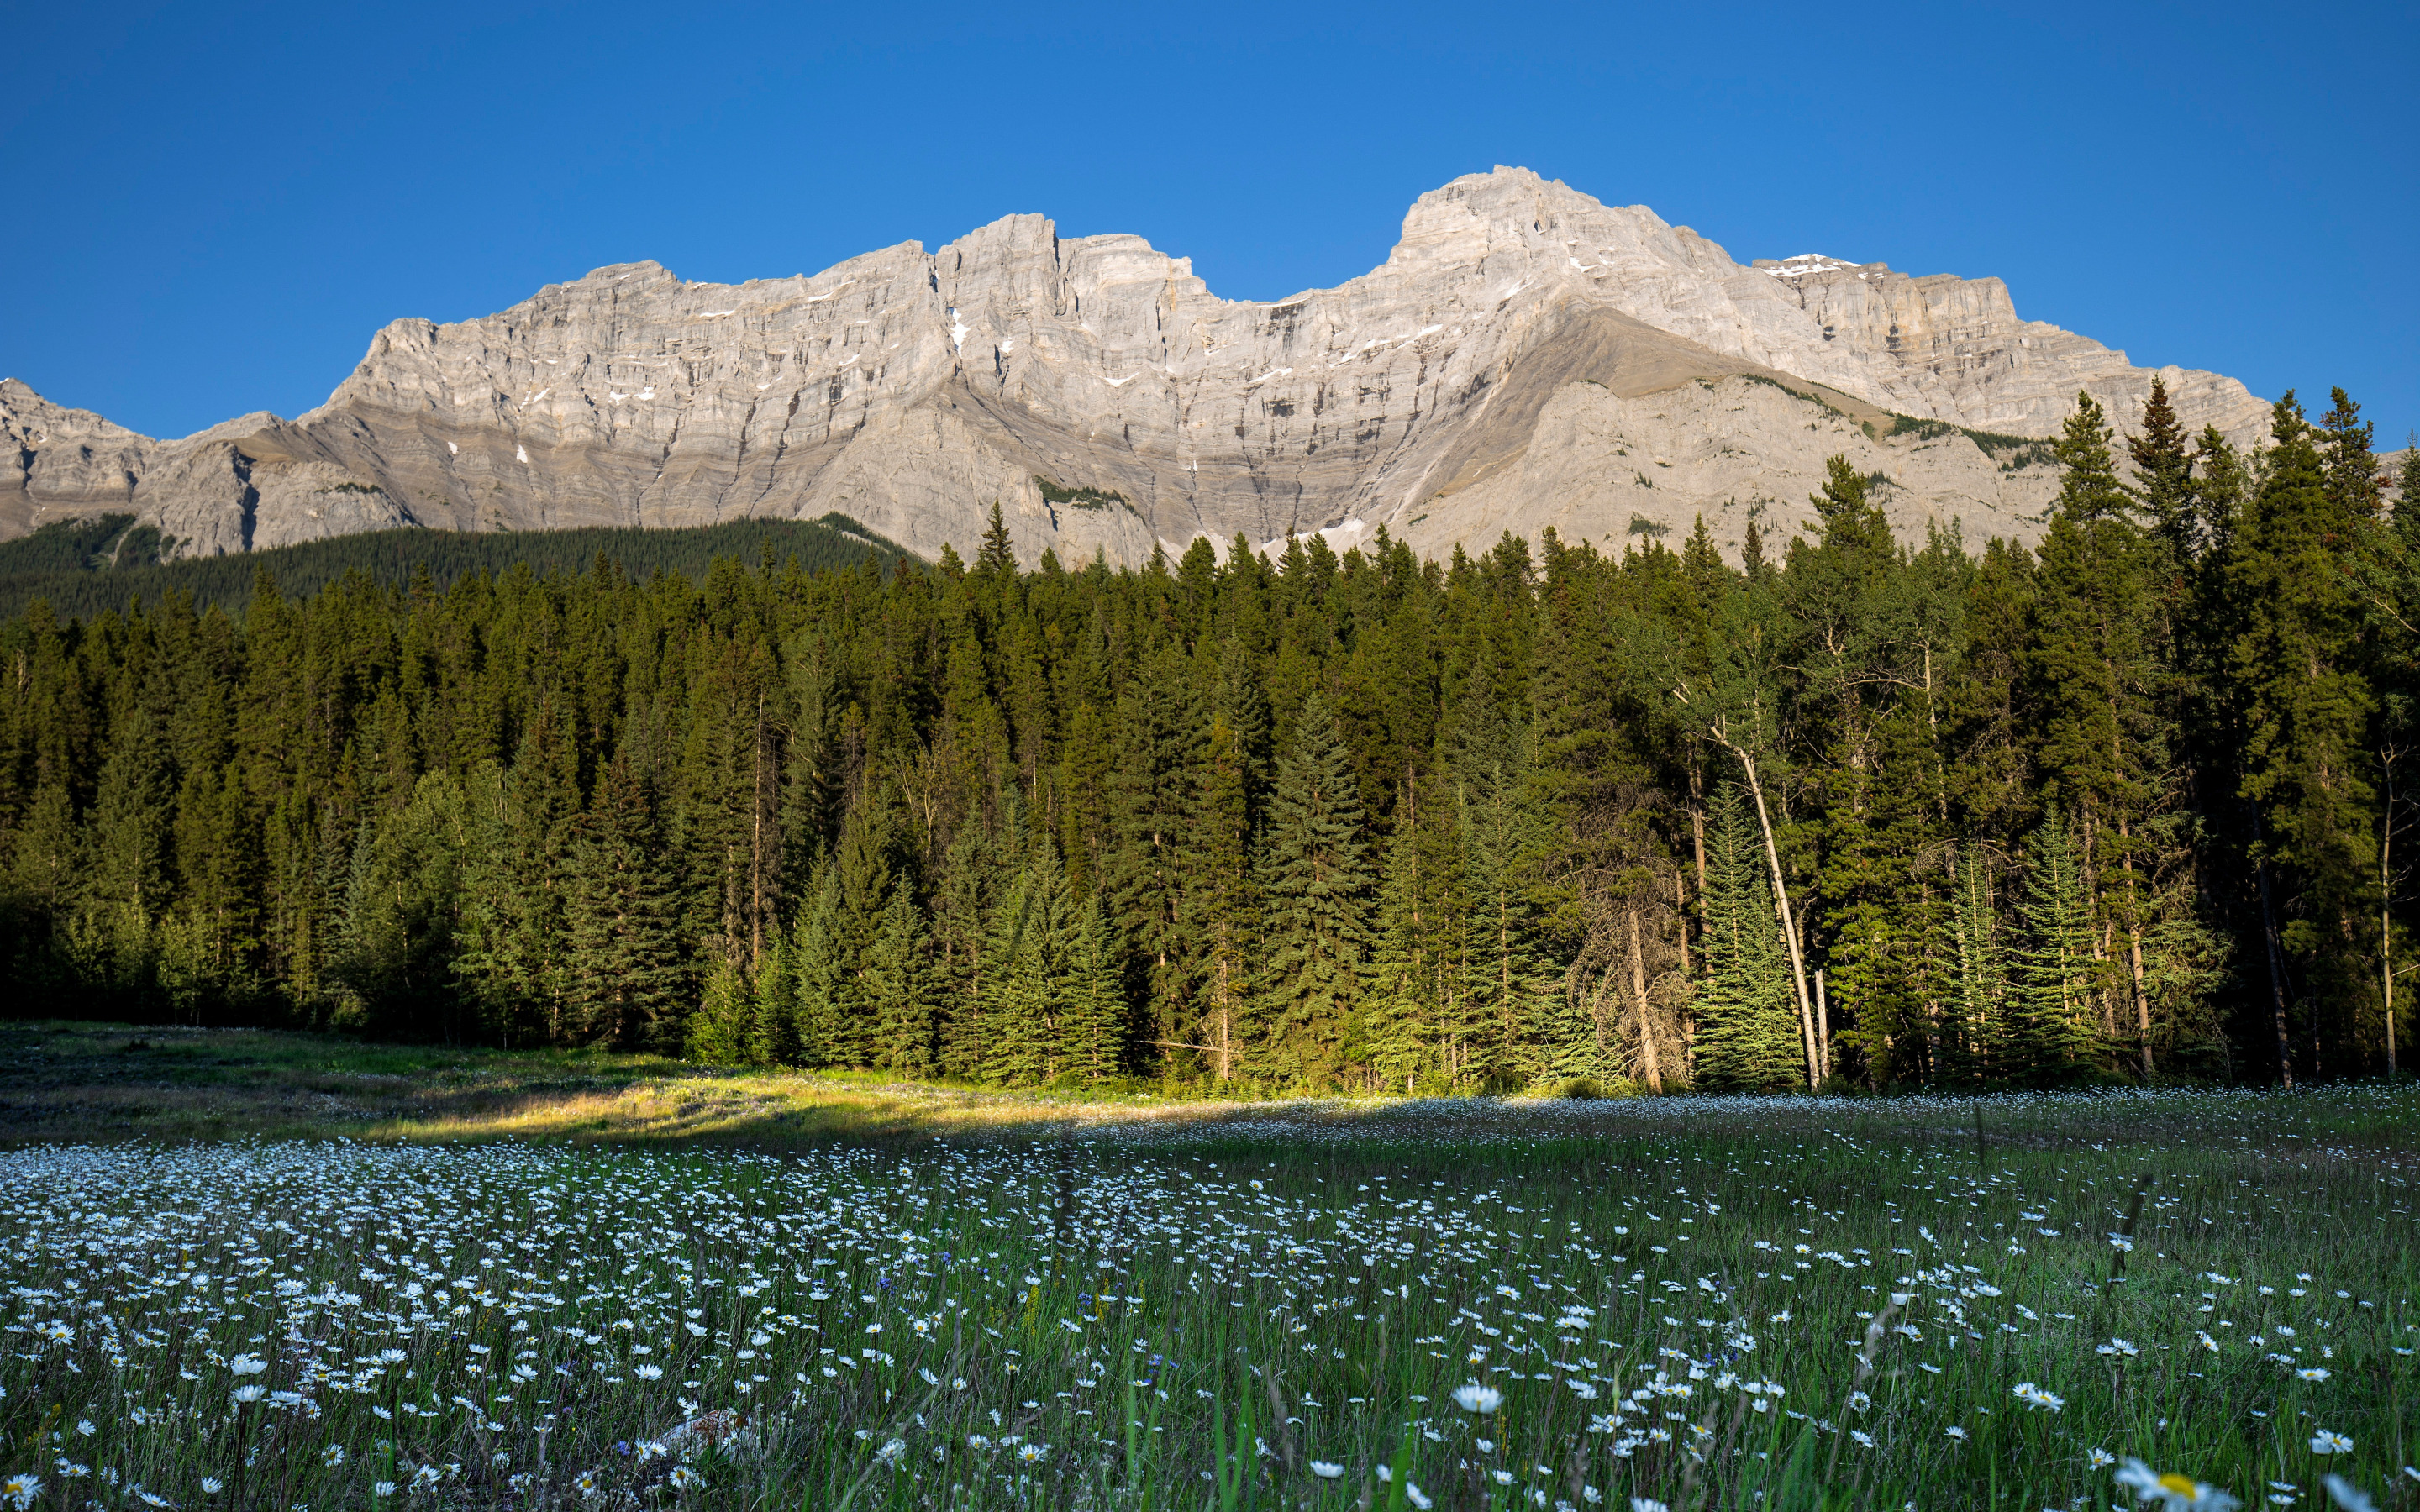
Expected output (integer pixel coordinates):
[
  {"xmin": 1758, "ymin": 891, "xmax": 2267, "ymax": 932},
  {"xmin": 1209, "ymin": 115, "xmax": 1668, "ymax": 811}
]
[{"xmin": 3, "ymin": 383, "xmax": 2414, "ymax": 1094}]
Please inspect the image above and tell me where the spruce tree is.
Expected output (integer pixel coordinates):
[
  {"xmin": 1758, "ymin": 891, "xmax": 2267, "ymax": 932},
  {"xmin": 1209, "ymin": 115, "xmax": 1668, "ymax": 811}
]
[
  {"xmin": 561, "ymin": 753, "xmax": 690, "ymax": 1050},
  {"xmin": 750, "ymin": 934, "xmax": 802, "ymax": 1066},
  {"xmin": 2224, "ymin": 393, "xmax": 2380, "ymax": 1079},
  {"xmin": 1690, "ymin": 787, "xmax": 1801, "ymax": 1091},
  {"xmin": 788, "ymin": 860, "xmax": 846, "ymax": 1066},
  {"xmin": 865, "ymin": 884, "xmax": 938, "ymax": 1077},
  {"xmin": 988, "ymin": 834, "xmax": 1079, "ymax": 1086},
  {"xmin": 1186, "ymin": 710, "xmax": 1256, "ymax": 1084},
  {"xmin": 1362, "ymin": 801, "xmax": 1436, "ymax": 1092},
  {"xmin": 686, "ymin": 957, "xmax": 755, "ymax": 1065},
  {"xmin": 1948, "ymin": 841, "xmax": 2012, "ymax": 1082},
  {"xmin": 1251, "ymin": 692, "xmax": 1376, "ymax": 1084},
  {"xmin": 2009, "ymin": 811, "xmax": 2103, "ymax": 1082},
  {"xmin": 1059, "ymin": 894, "xmax": 1128, "ymax": 1084},
  {"xmin": 2025, "ymin": 391, "xmax": 2163, "ymax": 1071}
]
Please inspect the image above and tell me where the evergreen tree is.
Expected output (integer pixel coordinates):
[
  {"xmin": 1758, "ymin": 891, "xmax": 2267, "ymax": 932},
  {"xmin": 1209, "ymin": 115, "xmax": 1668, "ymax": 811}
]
[
  {"xmin": 988, "ymin": 833, "xmax": 1080, "ymax": 1086},
  {"xmin": 2009, "ymin": 811, "xmax": 2103, "ymax": 1081},
  {"xmin": 750, "ymin": 933, "xmax": 802, "ymax": 1065},
  {"xmin": 328, "ymin": 773, "xmax": 470, "ymax": 1041},
  {"xmin": 1691, "ymin": 787, "xmax": 1801, "ymax": 1090},
  {"xmin": 1362, "ymin": 794, "xmax": 1444, "ymax": 1092},
  {"xmin": 865, "ymin": 883, "xmax": 938, "ymax": 1077},
  {"xmin": 561, "ymin": 753, "xmax": 689, "ymax": 1050},
  {"xmin": 2025, "ymin": 391, "xmax": 2165, "ymax": 1071},
  {"xmin": 789, "ymin": 860, "xmax": 846, "ymax": 1066},
  {"xmin": 1251, "ymin": 693, "xmax": 1377, "ymax": 1084},
  {"xmin": 1188, "ymin": 709, "xmax": 1258, "ymax": 1084},
  {"xmin": 2224, "ymin": 393, "xmax": 2379, "ymax": 1081},
  {"xmin": 1948, "ymin": 841, "xmax": 2013, "ymax": 1082},
  {"xmin": 686, "ymin": 956, "xmax": 755, "ymax": 1065},
  {"xmin": 1059, "ymin": 894, "xmax": 1128, "ymax": 1084}
]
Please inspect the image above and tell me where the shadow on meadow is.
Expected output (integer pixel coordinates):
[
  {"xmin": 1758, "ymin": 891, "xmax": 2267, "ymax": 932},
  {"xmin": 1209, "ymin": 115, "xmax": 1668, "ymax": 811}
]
[{"xmin": 1, "ymin": 1020, "xmax": 2410, "ymax": 1176}]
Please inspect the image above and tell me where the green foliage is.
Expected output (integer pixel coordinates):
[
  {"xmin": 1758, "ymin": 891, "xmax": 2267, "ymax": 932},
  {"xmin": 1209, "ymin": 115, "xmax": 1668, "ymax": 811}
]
[
  {"xmin": 1033, "ymin": 475, "xmax": 1129, "ymax": 510},
  {"xmin": 1691, "ymin": 787, "xmax": 1801, "ymax": 1090},
  {"xmin": 0, "ymin": 514, "xmax": 905, "ymax": 622},
  {"xmin": 0, "ymin": 381, "xmax": 2410, "ymax": 1090}
]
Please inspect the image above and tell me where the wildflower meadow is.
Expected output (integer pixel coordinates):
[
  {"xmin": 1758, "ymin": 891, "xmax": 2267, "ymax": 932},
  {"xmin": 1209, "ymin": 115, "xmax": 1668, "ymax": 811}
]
[{"xmin": 0, "ymin": 1081, "xmax": 2412, "ymax": 1510}]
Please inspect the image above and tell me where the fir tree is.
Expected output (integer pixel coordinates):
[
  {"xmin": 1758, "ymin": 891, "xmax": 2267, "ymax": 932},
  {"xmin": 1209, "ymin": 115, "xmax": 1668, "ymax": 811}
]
[
  {"xmin": 865, "ymin": 883, "xmax": 938, "ymax": 1077},
  {"xmin": 750, "ymin": 934, "xmax": 802, "ymax": 1066},
  {"xmin": 687, "ymin": 956, "xmax": 755, "ymax": 1064},
  {"xmin": 988, "ymin": 834, "xmax": 1080, "ymax": 1086},
  {"xmin": 561, "ymin": 753, "xmax": 690, "ymax": 1050},
  {"xmin": 1948, "ymin": 841, "xmax": 2012, "ymax": 1082},
  {"xmin": 1690, "ymin": 787, "xmax": 1800, "ymax": 1091},
  {"xmin": 789, "ymin": 861, "xmax": 846, "ymax": 1067},
  {"xmin": 2009, "ymin": 811, "xmax": 2104, "ymax": 1082},
  {"xmin": 1059, "ymin": 894, "xmax": 1128, "ymax": 1084},
  {"xmin": 1251, "ymin": 693, "xmax": 1375, "ymax": 1084}
]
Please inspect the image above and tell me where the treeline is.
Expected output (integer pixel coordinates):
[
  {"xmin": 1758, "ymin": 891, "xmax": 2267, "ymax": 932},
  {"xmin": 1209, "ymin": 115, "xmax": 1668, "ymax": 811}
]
[
  {"xmin": 0, "ymin": 383, "xmax": 2412, "ymax": 1093},
  {"xmin": 0, "ymin": 513, "xmax": 905, "ymax": 623}
]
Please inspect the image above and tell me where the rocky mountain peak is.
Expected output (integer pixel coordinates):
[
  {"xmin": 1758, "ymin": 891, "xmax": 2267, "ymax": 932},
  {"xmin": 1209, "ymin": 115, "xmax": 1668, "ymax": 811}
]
[{"xmin": 3, "ymin": 169, "xmax": 2274, "ymax": 566}]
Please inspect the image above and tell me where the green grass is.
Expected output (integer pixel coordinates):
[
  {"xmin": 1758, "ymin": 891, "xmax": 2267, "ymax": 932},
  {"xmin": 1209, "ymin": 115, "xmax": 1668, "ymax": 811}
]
[{"xmin": 0, "ymin": 1022, "xmax": 2412, "ymax": 1509}]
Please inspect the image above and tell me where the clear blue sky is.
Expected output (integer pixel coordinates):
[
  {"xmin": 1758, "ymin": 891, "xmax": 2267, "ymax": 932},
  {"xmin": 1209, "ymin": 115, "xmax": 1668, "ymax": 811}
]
[{"xmin": 6, "ymin": 0, "xmax": 2413, "ymax": 445}]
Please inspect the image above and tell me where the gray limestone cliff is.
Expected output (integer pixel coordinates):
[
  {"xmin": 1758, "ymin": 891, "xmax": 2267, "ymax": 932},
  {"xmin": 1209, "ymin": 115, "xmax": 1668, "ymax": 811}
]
[{"xmin": 3, "ymin": 168, "xmax": 2273, "ymax": 566}]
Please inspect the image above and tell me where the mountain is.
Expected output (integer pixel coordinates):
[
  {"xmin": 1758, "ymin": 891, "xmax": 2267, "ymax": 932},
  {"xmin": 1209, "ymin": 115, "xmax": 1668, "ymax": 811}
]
[{"xmin": 1, "ymin": 167, "xmax": 2271, "ymax": 567}]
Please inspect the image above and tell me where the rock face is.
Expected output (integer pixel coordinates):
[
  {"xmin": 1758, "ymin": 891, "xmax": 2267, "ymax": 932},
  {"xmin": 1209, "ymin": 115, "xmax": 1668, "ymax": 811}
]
[{"xmin": 3, "ymin": 167, "xmax": 2272, "ymax": 566}]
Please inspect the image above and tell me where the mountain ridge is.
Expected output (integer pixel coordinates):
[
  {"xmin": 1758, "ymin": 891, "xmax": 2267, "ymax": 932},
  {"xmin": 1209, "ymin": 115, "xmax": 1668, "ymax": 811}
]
[{"xmin": 2, "ymin": 167, "xmax": 2273, "ymax": 566}]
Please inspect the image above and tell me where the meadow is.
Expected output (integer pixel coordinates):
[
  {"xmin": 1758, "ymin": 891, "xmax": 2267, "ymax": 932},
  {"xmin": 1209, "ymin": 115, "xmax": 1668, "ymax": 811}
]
[{"xmin": 0, "ymin": 1024, "xmax": 2412, "ymax": 1511}]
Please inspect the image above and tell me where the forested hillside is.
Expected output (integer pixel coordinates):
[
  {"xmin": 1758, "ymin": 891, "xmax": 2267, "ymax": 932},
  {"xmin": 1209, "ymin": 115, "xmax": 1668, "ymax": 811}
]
[
  {"xmin": 1, "ymin": 384, "xmax": 2411, "ymax": 1093},
  {"xmin": 0, "ymin": 514, "xmax": 906, "ymax": 622}
]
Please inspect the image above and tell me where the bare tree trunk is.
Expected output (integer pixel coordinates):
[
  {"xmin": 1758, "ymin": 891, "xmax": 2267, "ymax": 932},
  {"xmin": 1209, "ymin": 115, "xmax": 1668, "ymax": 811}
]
[
  {"xmin": 2252, "ymin": 802, "xmax": 2296, "ymax": 1090},
  {"xmin": 1814, "ymin": 969, "xmax": 1831, "ymax": 1085},
  {"xmin": 2122, "ymin": 849, "xmax": 2152, "ymax": 1079},
  {"xmin": 1687, "ymin": 753, "xmax": 1708, "ymax": 898},
  {"xmin": 1626, "ymin": 900, "xmax": 1662, "ymax": 1093},
  {"xmin": 2385, "ymin": 756, "xmax": 2401, "ymax": 1079},
  {"xmin": 1719, "ymin": 738, "xmax": 1819, "ymax": 1089},
  {"xmin": 751, "ymin": 693, "xmax": 769, "ymax": 971},
  {"xmin": 1671, "ymin": 869, "xmax": 1690, "ymax": 976}
]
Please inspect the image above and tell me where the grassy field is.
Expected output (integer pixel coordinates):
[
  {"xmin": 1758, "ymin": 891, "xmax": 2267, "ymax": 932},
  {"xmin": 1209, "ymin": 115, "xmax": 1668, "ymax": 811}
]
[{"xmin": 0, "ymin": 1023, "xmax": 2412, "ymax": 1511}]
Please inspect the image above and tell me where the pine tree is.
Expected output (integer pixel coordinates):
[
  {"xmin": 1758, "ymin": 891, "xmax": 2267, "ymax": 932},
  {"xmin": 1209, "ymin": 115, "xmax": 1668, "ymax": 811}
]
[
  {"xmin": 1251, "ymin": 693, "xmax": 1376, "ymax": 1084},
  {"xmin": 2224, "ymin": 393, "xmax": 2380, "ymax": 1081},
  {"xmin": 1948, "ymin": 841, "xmax": 2012, "ymax": 1083},
  {"xmin": 561, "ymin": 753, "xmax": 690, "ymax": 1050},
  {"xmin": 1691, "ymin": 787, "xmax": 1801, "ymax": 1090},
  {"xmin": 686, "ymin": 956, "xmax": 755, "ymax": 1064},
  {"xmin": 865, "ymin": 883, "xmax": 938, "ymax": 1077},
  {"xmin": 1059, "ymin": 894, "xmax": 1128, "ymax": 1084},
  {"xmin": 2009, "ymin": 811, "xmax": 2103, "ymax": 1081},
  {"xmin": 789, "ymin": 860, "xmax": 846, "ymax": 1066},
  {"xmin": 988, "ymin": 833, "xmax": 1080, "ymax": 1086}
]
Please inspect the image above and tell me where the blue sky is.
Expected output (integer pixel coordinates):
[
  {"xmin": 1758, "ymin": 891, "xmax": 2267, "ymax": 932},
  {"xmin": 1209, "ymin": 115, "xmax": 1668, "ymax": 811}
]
[{"xmin": 5, "ymin": 0, "xmax": 2413, "ymax": 444}]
